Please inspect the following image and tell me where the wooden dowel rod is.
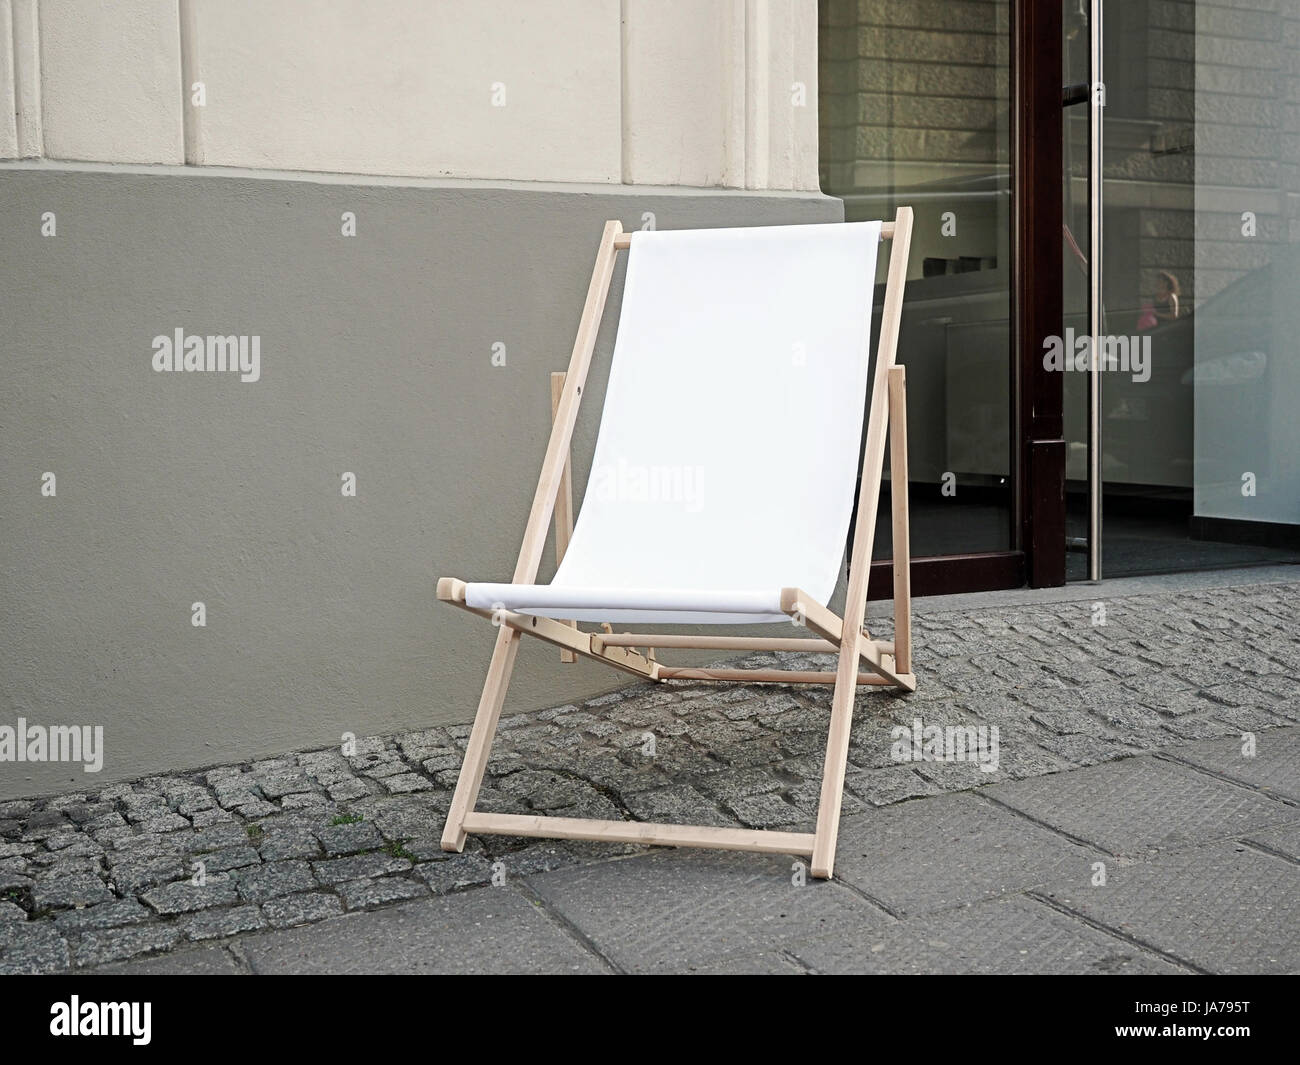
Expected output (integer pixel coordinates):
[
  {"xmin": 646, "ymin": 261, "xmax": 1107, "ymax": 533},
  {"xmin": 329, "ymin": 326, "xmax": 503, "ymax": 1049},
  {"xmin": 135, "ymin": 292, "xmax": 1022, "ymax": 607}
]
[
  {"xmin": 656, "ymin": 667, "xmax": 899, "ymax": 685},
  {"xmin": 613, "ymin": 222, "xmax": 895, "ymax": 253},
  {"xmin": 597, "ymin": 633, "xmax": 894, "ymax": 655},
  {"xmin": 462, "ymin": 812, "xmax": 815, "ymax": 856},
  {"xmin": 599, "ymin": 634, "xmax": 834, "ymax": 652}
]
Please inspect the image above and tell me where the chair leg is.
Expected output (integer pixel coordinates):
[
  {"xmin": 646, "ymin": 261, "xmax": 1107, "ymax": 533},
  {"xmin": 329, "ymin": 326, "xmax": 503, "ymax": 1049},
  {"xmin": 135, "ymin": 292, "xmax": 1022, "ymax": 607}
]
[
  {"xmin": 888, "ymin": 365, "xmax": 912, "ymax": 674},
  {"xmin": 441, "ymin": 625, "xmax": 521, "ymax": 851},
  {"xmin": 810, "ymin": 649, "xmax": 860, "ymax": 879},
  {"xmin": 550, "ymin": 371, "xmax": 577, "ymax": 664}
]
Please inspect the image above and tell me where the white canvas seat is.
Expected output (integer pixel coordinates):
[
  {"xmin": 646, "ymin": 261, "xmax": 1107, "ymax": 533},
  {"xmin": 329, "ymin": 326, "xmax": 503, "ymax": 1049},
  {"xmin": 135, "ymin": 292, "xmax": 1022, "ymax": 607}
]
[
  {"xmin": 464, "ymin": 221, "xmax": 882, "ymax": 625},
  {"xmin": 438, "ymin": 210, "xmax": 917, "ymax": 879}
]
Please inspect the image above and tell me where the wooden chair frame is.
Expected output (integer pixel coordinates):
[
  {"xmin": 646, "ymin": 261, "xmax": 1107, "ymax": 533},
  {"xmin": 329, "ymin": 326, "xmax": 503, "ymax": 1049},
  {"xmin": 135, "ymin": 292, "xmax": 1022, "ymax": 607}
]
[{"xmin": 437, "ymin": 208, "xmax": 915, "ymax": 879}]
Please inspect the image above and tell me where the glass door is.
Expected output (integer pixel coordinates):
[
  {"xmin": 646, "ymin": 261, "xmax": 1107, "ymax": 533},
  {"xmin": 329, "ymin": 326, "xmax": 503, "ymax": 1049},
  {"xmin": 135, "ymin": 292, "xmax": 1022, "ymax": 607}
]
[{"xmin": 1068, "ymin": 0, "xmax": 1300, "ymax": 579}]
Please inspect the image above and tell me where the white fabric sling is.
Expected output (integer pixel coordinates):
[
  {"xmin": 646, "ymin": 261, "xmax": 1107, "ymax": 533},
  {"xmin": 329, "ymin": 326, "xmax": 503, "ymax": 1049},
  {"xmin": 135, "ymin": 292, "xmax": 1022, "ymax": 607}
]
[{"xmin": 466, "ymin": 220, "xmax": 882, "ymax": 624}]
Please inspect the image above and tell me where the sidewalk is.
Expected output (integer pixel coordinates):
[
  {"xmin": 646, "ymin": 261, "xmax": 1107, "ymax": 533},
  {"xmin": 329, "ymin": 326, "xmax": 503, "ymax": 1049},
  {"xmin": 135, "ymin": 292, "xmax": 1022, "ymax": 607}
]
[{"xmin": 3, "ymin": 569, "xmax": 1298, "ymax": 974}]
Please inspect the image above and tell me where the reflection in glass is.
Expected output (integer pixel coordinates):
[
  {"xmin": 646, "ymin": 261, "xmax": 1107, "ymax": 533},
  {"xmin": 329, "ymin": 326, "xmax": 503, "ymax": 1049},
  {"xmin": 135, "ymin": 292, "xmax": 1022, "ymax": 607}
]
[{"xmin": 818, "ymin": 0, "xmax": 1013, "ymax": 561}]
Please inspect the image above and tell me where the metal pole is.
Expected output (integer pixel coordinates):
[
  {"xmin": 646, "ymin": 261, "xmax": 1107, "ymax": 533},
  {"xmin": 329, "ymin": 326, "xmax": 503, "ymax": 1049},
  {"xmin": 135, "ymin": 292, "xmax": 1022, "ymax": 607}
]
[{"xmin": 1088, "ymin": 0, "xmax": 1103, "ymax": 581}]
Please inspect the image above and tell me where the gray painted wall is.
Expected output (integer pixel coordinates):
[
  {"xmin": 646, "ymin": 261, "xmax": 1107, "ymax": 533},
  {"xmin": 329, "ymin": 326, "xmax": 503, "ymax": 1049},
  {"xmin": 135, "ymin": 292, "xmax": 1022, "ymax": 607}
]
[{"xmin": 0, "ymin": 164, "xmax": 841, "ymax": 798}]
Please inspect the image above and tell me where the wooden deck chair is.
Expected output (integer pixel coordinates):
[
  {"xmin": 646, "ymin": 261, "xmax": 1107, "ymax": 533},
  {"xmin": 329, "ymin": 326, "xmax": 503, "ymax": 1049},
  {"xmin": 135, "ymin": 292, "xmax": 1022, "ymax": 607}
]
[{"xmin": 438, "ymin": 209, "xmax": 915, "ymax": 879}]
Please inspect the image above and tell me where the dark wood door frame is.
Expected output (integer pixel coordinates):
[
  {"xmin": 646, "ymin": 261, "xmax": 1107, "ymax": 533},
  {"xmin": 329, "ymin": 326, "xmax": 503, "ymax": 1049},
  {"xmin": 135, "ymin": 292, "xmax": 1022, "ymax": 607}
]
[
  {"xmin": 1015, "ymin": 0, "xmax": 1067, "ymax": 588},
  {"xmin": 866, "ymin": 552, "xmax": 1025, "ymax": 601}
]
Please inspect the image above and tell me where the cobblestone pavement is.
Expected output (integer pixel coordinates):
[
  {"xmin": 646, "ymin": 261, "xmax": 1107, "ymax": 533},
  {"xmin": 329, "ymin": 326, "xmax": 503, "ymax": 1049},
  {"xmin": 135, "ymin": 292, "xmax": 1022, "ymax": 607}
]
[{"xmin": 2, "ymin": 576, "xmax": 1298, "ymax": 974}]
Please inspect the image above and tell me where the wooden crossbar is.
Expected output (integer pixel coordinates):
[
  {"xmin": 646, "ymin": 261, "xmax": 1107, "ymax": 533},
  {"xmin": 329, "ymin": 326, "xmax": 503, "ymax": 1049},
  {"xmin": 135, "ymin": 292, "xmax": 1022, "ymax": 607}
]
[
  {"xmin": 654, "ymin": 668, "xmax": 900, "ymax": 686},
  {"xmin": 595, "ymin": 633, "xmax": 845, "ymax": 653},
  {"xmin": 463, "ymin": 812, "xmax": 815, "ymax": 856},
  {"xmin": 612, "ymin": 220, "xmax": 897, "ymax": 251},
  {"xmin": 438, "ymin": 209, "xmax": 916, "ymax": 878},
  {"xmin": 594, "ymin": 632, "xmax": 892, "ymax": 655}
]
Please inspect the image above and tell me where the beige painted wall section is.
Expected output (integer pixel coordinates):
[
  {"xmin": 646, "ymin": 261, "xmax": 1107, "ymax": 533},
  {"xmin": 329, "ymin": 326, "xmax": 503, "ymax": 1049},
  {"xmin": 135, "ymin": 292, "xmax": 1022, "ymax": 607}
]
[
  {"xmin": 188, "ymin": 0, "xmax": 622, "ymax": 181},
  {"xmin": 0, "ymin": 2, "xmax": 17, "ymax": 157},
  {"xmin": 4, "ymin": 0, "xmax": 819, "ymax": 189},
  {"xmin": 39, "ymin": 0, "xmax": 183, "ymax": 163},
  {"xmin": 8, "ymin": 0, "xmax": 42, "ymax": 157},
  {"xmin": 622, "ymin": 0, "xmax": 742, "ymax": 187},
  {"xmin": 622, "ymin": 0, "xmax": 819, "ymax": 191}
]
